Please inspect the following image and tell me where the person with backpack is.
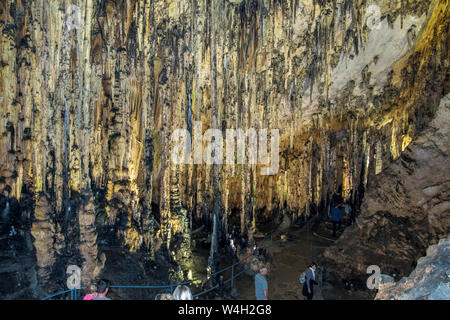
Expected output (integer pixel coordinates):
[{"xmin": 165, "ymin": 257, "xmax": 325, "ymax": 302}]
[{"xmin": 301, "ymin": 263, "xmax": 318, "ymax": 300}]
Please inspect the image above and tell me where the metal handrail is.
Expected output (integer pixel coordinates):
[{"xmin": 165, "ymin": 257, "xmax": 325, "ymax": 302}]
[
  {"xmin": 41, "ymin": 289, "xmax": 74, "ymax": 300},
  {"xmin": 309, "ymin": 243, "xmax": 327, "ymax": 265},
  {"xmin": 42, "ymin": 261, "xmax": 247, "ymax": 300}
]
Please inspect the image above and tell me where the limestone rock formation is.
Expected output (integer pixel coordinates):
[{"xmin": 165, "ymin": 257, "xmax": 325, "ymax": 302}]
[
  {"xmin": 320, "ymin": 93, "xmax": 450, "ymax": 290},
  {"xmin": 376, "ymin": 236, "xmax": 450, "ymax": 300},
  {"xmin": 30, "ymin": 194, "xmax": 59, "ymax": 286},
  {"xmin": 78, "ymin": 195, "xmax": 106, "ymax": 284}
]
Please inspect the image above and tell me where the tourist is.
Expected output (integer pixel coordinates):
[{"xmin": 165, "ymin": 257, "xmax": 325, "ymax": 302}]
[
  {"xmin": 173, "ymin": 285, "xmax": 193, "ymax": 300},
  {"xmin": 343, "ymin": 203, "xmax": 354, "ymax": 225},
  {"xmin": 155, "ymin": 293, "xmax": 173, "ymax": 300},
  {"xmin": 331, "ymin": 203, "xmax": 342, "ymax": 237},
  {"xmin": 254, "ymin": 267, "xmax": 268, "ymax": 300},
  {"xmin": 302, "ymin": 262, "xmax": 318, "ymax": 300},
  {"xmin": 332, "ymin": 192, "xmax": 343, "ymax": 208},
  {"xmin": 82, "ymin": 282, "xmax": 97, "ymax": 300},
  {"xmin": 92, "ymin": 279, "xmax": 111, "ymax": 300}
]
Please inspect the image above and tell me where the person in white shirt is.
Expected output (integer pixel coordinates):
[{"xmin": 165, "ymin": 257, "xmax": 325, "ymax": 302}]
[{"xmin": 343, "ymin": 203, "xmax": 355, "ymax": 225}]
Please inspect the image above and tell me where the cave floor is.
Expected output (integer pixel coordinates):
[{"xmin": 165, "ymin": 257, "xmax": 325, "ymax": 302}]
[
  {"xmin": 234, "ymin": 220, "xmax": 374, "ymax": 300},
  {"xmin": 95, "ymin": 218, "xmax": 373, "ymax": 300},
  {"xmin": 234, "ymin": 224, "xmax": 329, "ymax": 300}
]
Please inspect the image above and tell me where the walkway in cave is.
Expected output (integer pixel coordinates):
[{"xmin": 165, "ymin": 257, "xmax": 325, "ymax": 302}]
[
  {"xmin": 95, "ymin": 215, "xmax": 373, "ymax": 300},
  {"xmin": 229, "ymin": 217, "xmax": 374, "ymax": 300},
  {"xmin": 234, "ymin": 222, "xmax": 331, "ymax": 300}
]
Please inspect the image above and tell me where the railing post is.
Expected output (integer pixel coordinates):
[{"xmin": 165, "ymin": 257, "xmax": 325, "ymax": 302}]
[
  {"xmin": 309, "ymin": 242, "xmax": 312, "ymax": 263},
  {"xmin": 319, "ymin": 266, "xmax": 323, "ymax": 289},
  {"xmin": 231, "ymin": 264, "xmax": 235, "ymax": 289},
  {"xmin": 218, "ymin": 275, "xmax": 224, "ymax": 294}
]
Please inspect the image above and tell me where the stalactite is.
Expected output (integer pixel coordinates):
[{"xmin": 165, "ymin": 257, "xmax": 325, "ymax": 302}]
[{"xmin": 208, "ymin": 0, "xmax": 221, "ymax": 277}]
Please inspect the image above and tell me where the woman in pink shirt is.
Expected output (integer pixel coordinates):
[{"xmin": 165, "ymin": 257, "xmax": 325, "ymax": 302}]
[{"xmin": 83, "ymin": 282, "xmax": 98, "ymax": 300}]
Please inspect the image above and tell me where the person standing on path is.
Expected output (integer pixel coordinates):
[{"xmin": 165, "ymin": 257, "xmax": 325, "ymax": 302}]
[
  {"xmin": 302, "ymin": 263, "xmax": 318, "ymax": 300},
  {"xmin": 331, "ymin": 203, "xmax": 342, "ymax": 237},
  {"xmin": 255, "ymin": 267, "xmax": 269, "ymax": 300},
  {"xmin": 343, "ymin": 203, "xmax": 354, "ymax": 225}
]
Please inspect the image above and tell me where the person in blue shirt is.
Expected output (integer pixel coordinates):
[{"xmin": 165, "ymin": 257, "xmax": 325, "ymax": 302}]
[
  {"xmin": 92, "ymin": 279, "xmax": 111, "ymax": 300},
  {"xmin": 254, "ymin": 267, "xmax": 268, "ymax": 300},
  {"xmin": 331, "ymin": 203, "xmax": 342, "ymax": 237}
]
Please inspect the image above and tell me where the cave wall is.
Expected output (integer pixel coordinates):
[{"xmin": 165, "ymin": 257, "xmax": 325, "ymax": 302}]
[
  {"xmin": 375, "ymin": 236, "xmax": 450, "ymax": 300},
  {"xmin": 320, "ymin": 93, "xmax": 450, "ymax": 289},
  {"xmin": 0, "ymin": 0, "xmax": 448, "ymax": 297}
]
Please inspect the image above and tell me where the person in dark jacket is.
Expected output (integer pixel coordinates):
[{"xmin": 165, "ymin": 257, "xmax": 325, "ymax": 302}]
[{"xmin": 302, "ymin": 263, "xmax": 318, "ymax": 300}]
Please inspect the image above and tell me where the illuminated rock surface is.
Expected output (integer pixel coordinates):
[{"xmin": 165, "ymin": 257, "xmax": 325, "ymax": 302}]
[{"xmin": 319, "ymin": 93, "xmax": 450, "ymax": 290}]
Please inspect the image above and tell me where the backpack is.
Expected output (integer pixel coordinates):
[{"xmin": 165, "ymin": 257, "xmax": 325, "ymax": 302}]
[{"xmin": 300, "ymin": 271, "xmax": 306, "ymax": 284}]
